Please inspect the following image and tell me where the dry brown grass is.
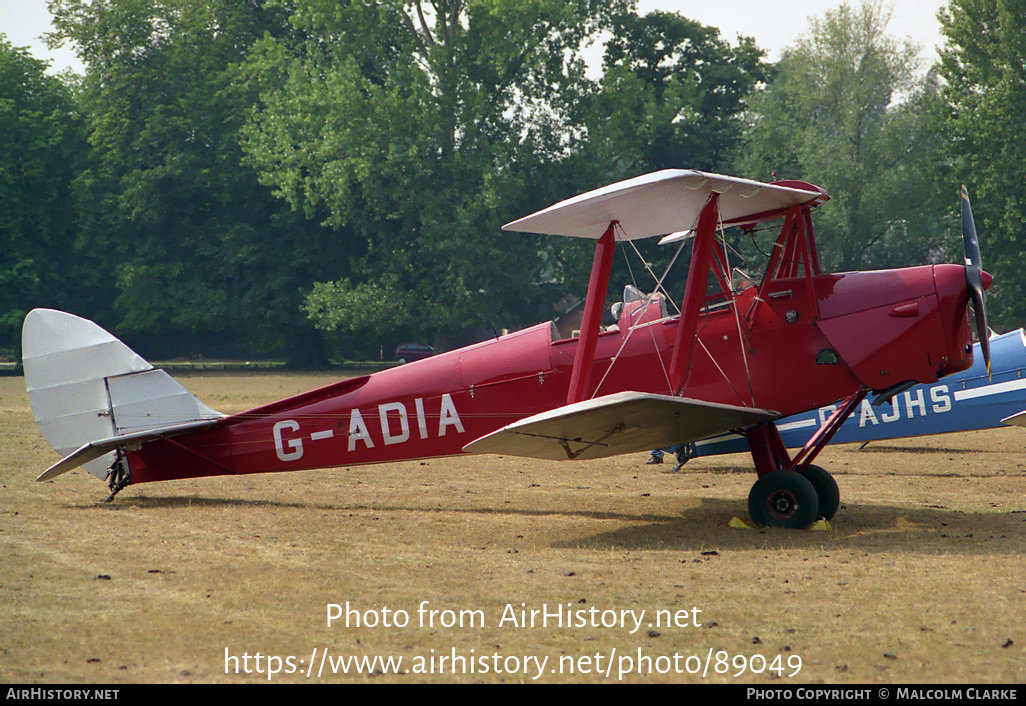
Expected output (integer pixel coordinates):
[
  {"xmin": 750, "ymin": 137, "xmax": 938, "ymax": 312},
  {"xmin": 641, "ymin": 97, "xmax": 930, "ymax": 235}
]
[{"xmin": 1, "ymin": 372, "xmax": 1023, "ymax": 684}]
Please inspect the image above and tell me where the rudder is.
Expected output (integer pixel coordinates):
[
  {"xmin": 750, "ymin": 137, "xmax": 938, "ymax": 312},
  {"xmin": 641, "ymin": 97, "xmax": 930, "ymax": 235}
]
[{"xmin": 22, "ymin": 309, "xmax": 223, "ymax": 481}]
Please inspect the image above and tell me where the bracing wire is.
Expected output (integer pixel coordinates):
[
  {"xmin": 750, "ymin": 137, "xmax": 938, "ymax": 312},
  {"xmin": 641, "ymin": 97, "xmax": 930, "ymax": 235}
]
[
  {"xmin": 588, "ymin": 222, "xmax": 678, "ymax": 398},
  {"xmin": 717, "ymin": 210, "xmax": 756, "ymax": 407},
  {"xmin": 583, "ymin": 210, "xmax": 760, "ymax": 407}
]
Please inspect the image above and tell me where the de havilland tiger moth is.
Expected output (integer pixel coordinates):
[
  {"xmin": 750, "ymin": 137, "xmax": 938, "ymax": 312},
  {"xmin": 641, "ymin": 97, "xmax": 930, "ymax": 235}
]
[{"xmin": 23, "ymin": 170, "xmax": 993, "ymax": 528}]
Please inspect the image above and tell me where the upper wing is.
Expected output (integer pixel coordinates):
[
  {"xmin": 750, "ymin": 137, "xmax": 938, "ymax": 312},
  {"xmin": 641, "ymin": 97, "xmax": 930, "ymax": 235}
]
[
  {"xmin": 502, "ymin": 170, "xmax": 827, "ymax": 240},
  {"xmin": 462, "ymin": 391, "xmax": 778, "ymax": 461}
]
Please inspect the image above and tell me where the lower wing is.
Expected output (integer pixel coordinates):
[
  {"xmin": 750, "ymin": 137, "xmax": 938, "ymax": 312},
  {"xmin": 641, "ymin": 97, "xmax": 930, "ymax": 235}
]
[{"xmin": 463, "ymin": 391, "xmax": 778, "ymax": 461}]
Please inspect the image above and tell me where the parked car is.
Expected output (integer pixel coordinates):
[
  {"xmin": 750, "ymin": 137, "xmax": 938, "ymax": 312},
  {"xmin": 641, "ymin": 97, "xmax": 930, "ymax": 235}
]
[{"xmin": 394, "ymin": 343, "xmax": 435, "ymax": 364}]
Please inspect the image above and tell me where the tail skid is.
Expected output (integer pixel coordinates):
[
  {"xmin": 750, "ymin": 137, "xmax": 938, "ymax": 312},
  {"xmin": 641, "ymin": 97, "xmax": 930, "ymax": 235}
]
[{"xmin": 23, "ymin": 309, "xmax": 223, "ymax": 487}]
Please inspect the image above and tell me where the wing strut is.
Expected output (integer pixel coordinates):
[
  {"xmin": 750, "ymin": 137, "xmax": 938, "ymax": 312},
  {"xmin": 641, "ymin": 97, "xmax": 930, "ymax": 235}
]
[
  {"xmin": 748, "ymin": 204, "xmax": 821, "ymax": 323},
  {"xmin": 567, "ymin": 222, "xmax": 617, "ymax": 404},
  {"xmin": 668, "ymin": 193, "xmax": 720, "ymax": 394}
]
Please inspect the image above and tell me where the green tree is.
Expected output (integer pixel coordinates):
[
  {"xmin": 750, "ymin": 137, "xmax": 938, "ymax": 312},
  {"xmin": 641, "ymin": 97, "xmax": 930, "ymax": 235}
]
[
  {"xmin": 47, "ymin": 0, "xmax": 345, "ymax": 364},
  {"xmin": 242, "ymin": 0, "xmax": 631, "ymax": 343},
  {"xmin": 583, "ymin": 10, "xmax": 768, "ymax": 180},
  {"xmin": 0, "ymin": 37, "xmax": 84, "ymax": 349},
  {"xmin": 736, "ymin": 1, "xmax": 948, "ymax": 272},
  {"xmin": 939, "ymin": 0, "xmax": 1026, "ymax": 330}
]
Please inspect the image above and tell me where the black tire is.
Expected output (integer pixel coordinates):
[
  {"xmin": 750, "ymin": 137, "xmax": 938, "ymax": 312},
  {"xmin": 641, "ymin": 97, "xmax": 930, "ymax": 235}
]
[
  {"xmin": 748, "ymin": 470, "xmax": 819, "ymax": 529},
  {"xmin": 801, "ymin": 464, "xmax": 840, "ymax": 521}
]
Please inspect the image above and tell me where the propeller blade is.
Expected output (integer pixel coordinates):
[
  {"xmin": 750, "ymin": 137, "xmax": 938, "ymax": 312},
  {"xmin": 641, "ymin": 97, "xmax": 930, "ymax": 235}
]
[{"xmin": 960, "ymin": 185, "xmax": 990, "ymax": 377}]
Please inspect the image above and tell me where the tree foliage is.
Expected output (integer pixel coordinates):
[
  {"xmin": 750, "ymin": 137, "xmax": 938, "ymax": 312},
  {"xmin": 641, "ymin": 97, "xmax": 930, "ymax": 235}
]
[
  {"xmin": 241, "ymin": 0, "xmax": 632, "ymax": 342},
  {"xmin": 583, "ymin": 11, "xmax": 768, "ymax": 180},
  {"xmin": 303, "ymin": 277, "xmax": 414, "ymax": 337},
  {"xmin": 46, "ymin": 0, "xmax": 346, "ymax": 363},
  {"xmin": 0, "ymin": 37, "xmax": 84, "ymax": 348},
  {"xmin": 737, "ymin": 1, "xmax": 948, "ymax": 272},
  {"xmin": 938, "ymin": 0, "xmax": 1026, "ymax": 330}
]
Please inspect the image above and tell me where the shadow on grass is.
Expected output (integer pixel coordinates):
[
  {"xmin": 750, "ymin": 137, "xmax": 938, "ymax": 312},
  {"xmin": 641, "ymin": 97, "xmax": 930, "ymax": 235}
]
[{"xmin": 69, "ymin": 487, "xmax": 1025, "ymax": 557}]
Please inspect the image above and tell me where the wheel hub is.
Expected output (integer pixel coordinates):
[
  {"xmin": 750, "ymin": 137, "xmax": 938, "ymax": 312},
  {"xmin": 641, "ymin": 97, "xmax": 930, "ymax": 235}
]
[{"xmin": 772, "ymin": 493, "xmax": 795, "ymax": 515}]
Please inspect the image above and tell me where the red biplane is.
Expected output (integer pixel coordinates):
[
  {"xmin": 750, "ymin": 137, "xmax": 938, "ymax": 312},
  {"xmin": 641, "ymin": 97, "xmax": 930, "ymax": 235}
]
[{"xmin": 24, "ymin": 170, "xmax": 990, "ymax": 528}]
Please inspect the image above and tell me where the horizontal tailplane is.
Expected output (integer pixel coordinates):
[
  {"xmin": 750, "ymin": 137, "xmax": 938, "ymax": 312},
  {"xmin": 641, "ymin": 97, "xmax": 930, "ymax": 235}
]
[{"xmin": 23, "ymin": 309, "xmax": 224, "ymax": 481}]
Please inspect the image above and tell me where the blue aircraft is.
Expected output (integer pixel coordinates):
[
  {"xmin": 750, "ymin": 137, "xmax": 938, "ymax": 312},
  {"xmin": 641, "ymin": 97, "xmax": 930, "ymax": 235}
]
[{"xmin": 664, "ymin": 329, "xmax": 1026, "ymax": 464}]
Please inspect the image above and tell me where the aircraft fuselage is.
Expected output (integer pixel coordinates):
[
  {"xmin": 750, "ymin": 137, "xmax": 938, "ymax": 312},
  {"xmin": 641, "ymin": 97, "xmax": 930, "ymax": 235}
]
[{"xmin": 126, "ymin": 263, "xmax": 975, "ymax": 483}]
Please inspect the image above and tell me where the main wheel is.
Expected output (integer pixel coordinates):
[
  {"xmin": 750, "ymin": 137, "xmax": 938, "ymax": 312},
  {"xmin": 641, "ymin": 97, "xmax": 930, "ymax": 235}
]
[
  {"xmin": 800, "ymin": 464, "xmax": 840, "ymax": 521},
  {"xmin": 748, "ymin": 470, "xmax": 819, "ymax": 529}
]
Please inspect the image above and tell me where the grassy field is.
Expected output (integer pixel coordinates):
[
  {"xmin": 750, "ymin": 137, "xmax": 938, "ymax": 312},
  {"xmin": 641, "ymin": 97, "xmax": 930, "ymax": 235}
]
[{"xmin": 1, "ymin": 372, "xmax": 1023, "ymax": 684}]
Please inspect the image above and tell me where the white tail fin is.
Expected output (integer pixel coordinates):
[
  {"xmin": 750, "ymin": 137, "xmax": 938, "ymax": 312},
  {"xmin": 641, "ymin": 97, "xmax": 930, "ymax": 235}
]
[{"xmin": 23, "ymin": 309, "xmax": 223, "ymax": 481}]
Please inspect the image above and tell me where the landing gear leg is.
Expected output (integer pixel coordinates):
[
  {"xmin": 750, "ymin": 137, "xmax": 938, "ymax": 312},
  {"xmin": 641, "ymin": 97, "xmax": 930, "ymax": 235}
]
[
  {"xmin": 103, "ymin": 451, "xmax": 130, "ymax": 503},
  {"xmin": 742, "ymin": 389, "xmax": 865, "ymax": 527}
]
